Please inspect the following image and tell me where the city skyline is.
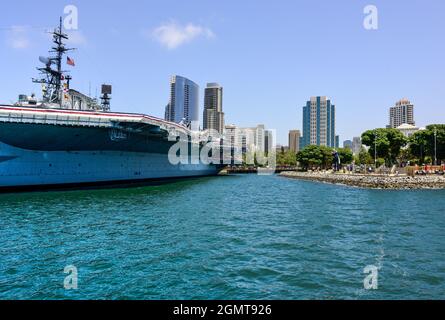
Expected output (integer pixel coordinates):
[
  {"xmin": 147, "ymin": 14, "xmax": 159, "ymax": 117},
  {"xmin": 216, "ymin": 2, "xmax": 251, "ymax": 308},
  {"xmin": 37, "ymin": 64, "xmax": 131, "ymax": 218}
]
[{"xmin": 1, "ymin": 0, "xmax": 444, "ymax": 144}]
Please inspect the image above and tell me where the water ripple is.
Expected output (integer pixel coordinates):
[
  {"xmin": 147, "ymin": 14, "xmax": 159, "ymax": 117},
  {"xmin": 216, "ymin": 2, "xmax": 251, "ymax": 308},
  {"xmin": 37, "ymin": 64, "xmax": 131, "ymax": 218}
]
[{"xmin": 1, "ymin": 175, "xmax": 444, "ymax": 299}]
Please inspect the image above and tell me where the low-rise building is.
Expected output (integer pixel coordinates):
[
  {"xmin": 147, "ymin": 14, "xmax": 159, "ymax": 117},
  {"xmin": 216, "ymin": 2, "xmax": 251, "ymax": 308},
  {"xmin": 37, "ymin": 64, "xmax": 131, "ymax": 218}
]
[{"xmin": 397, "ymin": 123, "xmax": 420, "ymax": 138}]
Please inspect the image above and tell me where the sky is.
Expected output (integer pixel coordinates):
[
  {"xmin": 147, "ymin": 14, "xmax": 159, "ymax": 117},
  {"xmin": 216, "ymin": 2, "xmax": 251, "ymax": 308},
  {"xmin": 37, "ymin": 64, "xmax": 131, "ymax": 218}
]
[{"xmin": 0, "ymin": 0, "xmax": 444, "ymax": 144}]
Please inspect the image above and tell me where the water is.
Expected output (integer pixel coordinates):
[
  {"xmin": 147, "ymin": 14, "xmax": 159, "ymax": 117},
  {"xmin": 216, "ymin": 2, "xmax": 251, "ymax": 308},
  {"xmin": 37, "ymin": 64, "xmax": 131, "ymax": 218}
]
[{"xmin": 0, "ymin": 174, "xmax": 444, "ymax": 300}]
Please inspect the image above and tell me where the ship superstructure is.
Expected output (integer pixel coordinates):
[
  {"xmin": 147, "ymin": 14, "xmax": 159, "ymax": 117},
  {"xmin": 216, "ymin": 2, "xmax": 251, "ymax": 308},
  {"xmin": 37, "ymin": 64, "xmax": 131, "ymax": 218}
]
[{"xmin": 0, "ymin": 19, "xmax": 220, "ymax": 191}]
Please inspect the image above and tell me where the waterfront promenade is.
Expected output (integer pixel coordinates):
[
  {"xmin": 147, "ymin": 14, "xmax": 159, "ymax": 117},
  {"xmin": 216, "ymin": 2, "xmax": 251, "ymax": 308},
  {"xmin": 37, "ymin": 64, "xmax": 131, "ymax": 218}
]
[{"xmin": 280, "ymin": 171, "xmax": 445, "ymax": 189}]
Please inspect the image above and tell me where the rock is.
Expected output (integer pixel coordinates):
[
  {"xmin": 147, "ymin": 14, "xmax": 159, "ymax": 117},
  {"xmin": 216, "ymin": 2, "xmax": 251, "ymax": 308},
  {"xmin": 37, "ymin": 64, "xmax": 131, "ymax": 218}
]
[{"xmin": 279, "ymin": 172, "xmax": 445, "ymax": 190}]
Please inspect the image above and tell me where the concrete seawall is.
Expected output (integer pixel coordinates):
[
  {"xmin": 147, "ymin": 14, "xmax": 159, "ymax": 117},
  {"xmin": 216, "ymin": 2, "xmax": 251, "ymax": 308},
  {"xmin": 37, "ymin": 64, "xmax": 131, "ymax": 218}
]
[{"xmin": 280, "ymin": 172, "xmax": 445, "ymax": 190}]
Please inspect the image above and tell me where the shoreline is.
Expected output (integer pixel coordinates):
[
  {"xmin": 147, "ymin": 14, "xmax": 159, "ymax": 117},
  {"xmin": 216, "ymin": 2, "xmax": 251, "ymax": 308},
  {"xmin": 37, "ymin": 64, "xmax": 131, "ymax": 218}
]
[{"xmin": 280, "ymin": 171, "xmax": 445, "ymax": 190}]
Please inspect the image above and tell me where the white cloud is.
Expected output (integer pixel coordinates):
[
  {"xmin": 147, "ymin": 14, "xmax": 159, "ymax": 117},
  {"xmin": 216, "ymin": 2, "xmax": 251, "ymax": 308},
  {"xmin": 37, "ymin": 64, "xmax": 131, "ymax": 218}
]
[
  {"xmin": 6, "ymin": 26, "xmax": 30, "ymax": 49},
  {"xmin": 150, "ymin": 21, "xmax": 214, "ymax": 50},
  {"xmin": 66, "ymin": 30, "xmax": 87, "ymax": 46},
  {"xmin": 4, "ymin": 26, "xmax": 87, "ymax": 49}
]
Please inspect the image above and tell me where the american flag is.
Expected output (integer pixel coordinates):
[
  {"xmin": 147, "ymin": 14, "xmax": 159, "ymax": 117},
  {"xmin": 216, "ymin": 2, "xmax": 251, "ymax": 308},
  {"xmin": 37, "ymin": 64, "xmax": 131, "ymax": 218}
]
[{"xmin": 67, "ymin": 56, "xmax": 75, "ymax": 67}]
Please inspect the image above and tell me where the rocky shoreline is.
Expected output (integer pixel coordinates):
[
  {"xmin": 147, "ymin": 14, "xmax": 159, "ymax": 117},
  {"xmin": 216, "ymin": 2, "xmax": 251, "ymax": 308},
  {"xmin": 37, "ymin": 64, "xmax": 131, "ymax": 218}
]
[{"xmin": 280, "ymin": 172, "xmax": 445, "ymax": 190}]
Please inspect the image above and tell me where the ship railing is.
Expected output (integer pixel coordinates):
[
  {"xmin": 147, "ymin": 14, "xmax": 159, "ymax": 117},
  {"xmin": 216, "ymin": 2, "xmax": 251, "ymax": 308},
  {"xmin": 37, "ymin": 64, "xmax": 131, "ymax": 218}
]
[
  {"xmin": 0, "ymin": 112, "xmax": 115, "ymax": 128},
  {"xmin": 0, "ymin": 111, "xmax": 193, "ymax": 139}
]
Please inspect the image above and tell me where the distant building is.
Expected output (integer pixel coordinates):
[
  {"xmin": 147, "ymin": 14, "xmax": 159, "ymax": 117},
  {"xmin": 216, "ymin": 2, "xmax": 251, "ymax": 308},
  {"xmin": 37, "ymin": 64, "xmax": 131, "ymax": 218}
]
[
  {"xmin": 203, "ymin": 83, "xmax": 225, "ymax": 134},
  {"xmin": 276, "ymin": 145, "xmax": 289, "ymax": 153},
  {"xmin": 164, "ymin": 75, "xmax": 199, "ymax": 130},
  {"xmin": 343, "ymin": 140, "xmax": 353, "ymax": 149},
  {"xmin": 397, "ymin": 123, "xmax": 420, "ymax": 138},
  {"xmin": 289, "ymin": 130, "xmax": 301, "ymax": 154},
  {"xmin": 352, "ymin": 137, "xmax": 362, "ymax": 155},
  {"xmin": 301, "ymin": 96, "xmax": 337, "ymax": 149},
  {"xmin": 389, "ymin": 98, "xmax": 415, "ymax": 129},
  {"xmin": 224, "ymin": 125, "xmax": 238, "ymax": 148},
  {"xmin": 224, "ymin": 124, "xmax": 269, "ymax": 154},
  {"xmin": 264, "ymin": 129, "xmax": 274, "ymax": 154}
]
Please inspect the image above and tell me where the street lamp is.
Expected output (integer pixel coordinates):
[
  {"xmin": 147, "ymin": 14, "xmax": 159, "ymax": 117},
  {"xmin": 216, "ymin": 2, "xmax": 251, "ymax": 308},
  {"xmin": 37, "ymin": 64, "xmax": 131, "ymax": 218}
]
[
  {"xmin": 434, "ymin": 127, "xmax": 437, "ymax": 166},
  {"xmin": 374, "ymin": 131, "xmax": 378, "ymax": 170}
]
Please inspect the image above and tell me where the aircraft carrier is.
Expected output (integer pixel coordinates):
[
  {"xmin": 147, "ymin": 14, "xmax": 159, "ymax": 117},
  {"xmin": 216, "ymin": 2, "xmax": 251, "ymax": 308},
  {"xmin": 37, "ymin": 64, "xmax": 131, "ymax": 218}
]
[{"xmin": 0, "ymin": 19, "xmax": 220, "ymax": 192}]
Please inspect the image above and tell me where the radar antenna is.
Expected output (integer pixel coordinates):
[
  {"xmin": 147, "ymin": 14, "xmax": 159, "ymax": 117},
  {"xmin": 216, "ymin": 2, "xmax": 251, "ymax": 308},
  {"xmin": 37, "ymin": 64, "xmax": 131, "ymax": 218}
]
[
  {"xmin": 101, "ymin": 84, "xmax": 112, "ymax": 111},
  {"xmin": 32, "ymin": 17, "xmax": 75, "ymax": 106}
]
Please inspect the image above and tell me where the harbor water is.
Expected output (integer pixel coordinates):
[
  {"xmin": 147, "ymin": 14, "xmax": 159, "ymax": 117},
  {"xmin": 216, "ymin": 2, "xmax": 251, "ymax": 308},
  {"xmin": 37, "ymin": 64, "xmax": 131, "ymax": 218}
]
[{"xmin": 0, "ymin": 174, "xmax": 444, "ymax": 300}]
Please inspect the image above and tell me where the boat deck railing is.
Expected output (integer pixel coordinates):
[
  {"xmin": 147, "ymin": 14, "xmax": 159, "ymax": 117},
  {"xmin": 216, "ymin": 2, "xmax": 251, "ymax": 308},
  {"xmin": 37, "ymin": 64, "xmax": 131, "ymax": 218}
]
[
  {"xmin": 0, "ymin": 112, "xmax": 115, "ymax": 128},
  {"xmin": 0, "ymin": 108, "xmax": 196, "ymax": 142}
]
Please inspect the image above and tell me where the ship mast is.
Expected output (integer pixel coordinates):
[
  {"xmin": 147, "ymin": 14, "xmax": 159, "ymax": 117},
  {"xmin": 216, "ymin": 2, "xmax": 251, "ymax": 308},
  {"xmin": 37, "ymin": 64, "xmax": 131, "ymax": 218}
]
[{"xmin": 33, "ymin": 18, "xmax": 74, "ymax": 106}]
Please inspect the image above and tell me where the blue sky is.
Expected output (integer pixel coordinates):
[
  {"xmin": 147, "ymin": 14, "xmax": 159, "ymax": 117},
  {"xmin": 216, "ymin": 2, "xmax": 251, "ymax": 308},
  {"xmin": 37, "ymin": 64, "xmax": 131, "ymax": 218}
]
[{"xmin": 1, "ymin": 0, "xmax": 444, "ymax": 144}]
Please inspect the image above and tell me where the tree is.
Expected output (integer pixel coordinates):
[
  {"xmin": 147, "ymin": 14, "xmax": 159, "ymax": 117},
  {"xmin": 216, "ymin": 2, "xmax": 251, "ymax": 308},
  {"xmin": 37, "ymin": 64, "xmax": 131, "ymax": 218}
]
[
  {"xmin": 356, "ymin": 146, "xmax": 373, "ymax": 165},
  {"xmin": 409, "ymin": 125, "xmax": 445, "ymax": 164},
  {"xmin": 277, "ymin": 151, "xmax": 297, "ymax": 166},
  {"xmin": 337, "ymin": 148, "xmax": 353, "ymax": 164},
  {"xmin": 398, "ymin": 148, "xmax": 412, "ymax": 165},
  {"xmin": 361, "ymin": 128, "xmax": 407, "ymax": 165},
  {"xmin": 296, "ymin": 145, "xmax": 333, "ymax": 170}
]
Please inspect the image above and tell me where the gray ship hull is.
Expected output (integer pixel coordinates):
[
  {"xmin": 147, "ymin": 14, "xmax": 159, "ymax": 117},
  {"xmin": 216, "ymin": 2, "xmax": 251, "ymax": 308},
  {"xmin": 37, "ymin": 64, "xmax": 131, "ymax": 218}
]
[{"xmin": 0, "ymin": 141, "xmax": 218, "ymax": 191}]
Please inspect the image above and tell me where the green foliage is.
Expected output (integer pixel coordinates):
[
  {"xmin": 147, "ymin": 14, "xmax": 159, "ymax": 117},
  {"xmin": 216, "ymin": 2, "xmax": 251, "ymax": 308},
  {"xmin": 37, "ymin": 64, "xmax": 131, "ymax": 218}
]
[
  {"xmin": 296, "ymin": 145, "xmax": 353, "ymax": 170},
  {"xmin": 337, "ymin": 148, "xmax": 353, "ymax": 164},
  {"xmin": 397, "ymin": 148, "xmax": 412, "ymax": 164},
  {"xmin": 376, "ymin": 158, "xmax": 385, "ymax": 168},
  {"xmin": 409, "ymin": 125, "xmax": 445, "ymax": 164},
  {"xmin": 276, "ymin": 151, "xmax": 297, "ymax": 166},
  {"xmin": 361, "ymin": 128, "xmax": 407, "ymax": 165},
  {"xmin": 297, "ymin": 145, "xmax": 330, "ymax": 169},
  {"xmin": 355, "ymin": 147, "xmax": 373, "ymax": 165}
]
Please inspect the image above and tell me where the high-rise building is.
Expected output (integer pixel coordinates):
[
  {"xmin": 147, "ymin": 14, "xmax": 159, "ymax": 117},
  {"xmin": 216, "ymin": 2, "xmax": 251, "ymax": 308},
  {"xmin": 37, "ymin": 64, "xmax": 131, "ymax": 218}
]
[
  {"xmin": 164, "ymin": 75, "xmax": 200, "ymax": 131},
  {"xmin": 301, "ymin": 96, "xmax": 337, "ymax": 149},
  {"xmin": 289, "ymin": 130, "xmax": 301, "ymax": 154},
  {"xmin": 352, "ymin": 137, "xmax": 362, "ymax": 155},
  {"xmin": 343, "ymin": 140, "xmax": 353, "ymax": 149},
  {"xmin": 203, "ymin": 83, "xmax": 224, "ymax": 134},
  {"xmin": 389, "ymin": 98, "xmax": 415, "ymax": 128}
]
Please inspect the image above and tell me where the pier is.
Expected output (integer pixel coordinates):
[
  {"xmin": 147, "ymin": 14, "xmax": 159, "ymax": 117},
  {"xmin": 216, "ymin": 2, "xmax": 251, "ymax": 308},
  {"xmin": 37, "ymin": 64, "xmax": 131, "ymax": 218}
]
[{"xmin": 226, "ymin": 166, "xmax": 298, "ymax": 174}]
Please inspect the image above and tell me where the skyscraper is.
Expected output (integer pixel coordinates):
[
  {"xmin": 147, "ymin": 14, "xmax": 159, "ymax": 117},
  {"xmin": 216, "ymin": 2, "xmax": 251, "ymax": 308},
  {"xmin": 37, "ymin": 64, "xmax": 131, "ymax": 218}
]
[
  {"xmin": 164, "ymin": 75, "xmax": 200, "ymax": 130},
  {"xmin": 300, "ymin": 96, "xmax": 338, "ymax": 149},
  {"xmin": 289, "ymin": 130, "xmax": 301, "ymax": 154},
  {"xmin": 203, "ymin": 83, "xmax": 224, "ymax": 134},
  {"xmin": 389, "ymin": 98, "xmax": 415, "ymax": 128}
]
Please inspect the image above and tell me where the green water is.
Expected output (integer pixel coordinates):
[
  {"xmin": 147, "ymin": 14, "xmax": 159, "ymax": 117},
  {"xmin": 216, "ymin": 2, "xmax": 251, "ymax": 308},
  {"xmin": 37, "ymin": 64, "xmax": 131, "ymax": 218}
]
[{"xmin": 0, "ymin": 174, "xmax": 444, "ymax": 299}]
